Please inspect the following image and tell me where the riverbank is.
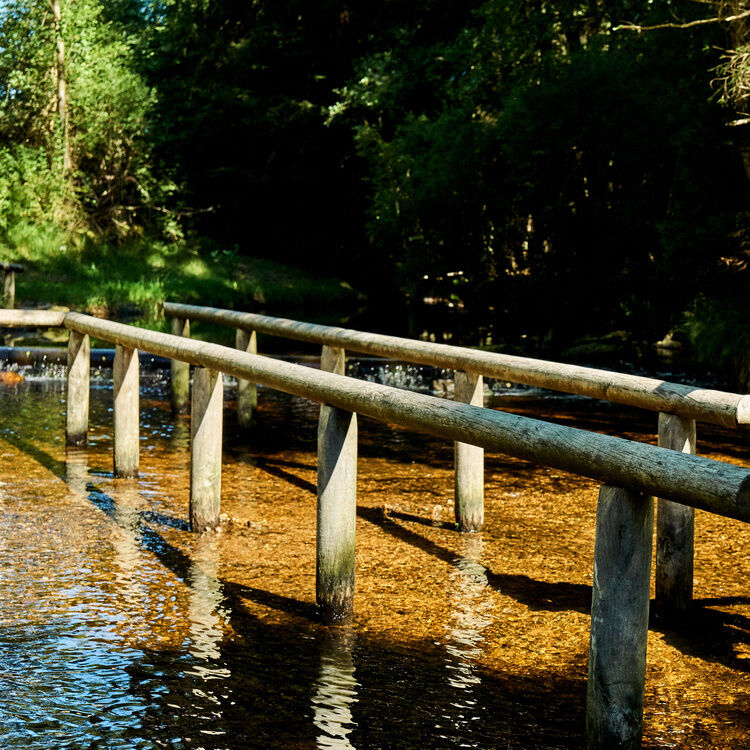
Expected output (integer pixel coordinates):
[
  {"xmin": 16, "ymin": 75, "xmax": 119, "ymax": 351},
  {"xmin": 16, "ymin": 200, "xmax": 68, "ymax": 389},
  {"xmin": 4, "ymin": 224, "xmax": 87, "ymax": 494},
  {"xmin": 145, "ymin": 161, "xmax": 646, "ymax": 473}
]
[{"xmin": 0, "ymin": 239, "xmax": 360, "ymax": 345}]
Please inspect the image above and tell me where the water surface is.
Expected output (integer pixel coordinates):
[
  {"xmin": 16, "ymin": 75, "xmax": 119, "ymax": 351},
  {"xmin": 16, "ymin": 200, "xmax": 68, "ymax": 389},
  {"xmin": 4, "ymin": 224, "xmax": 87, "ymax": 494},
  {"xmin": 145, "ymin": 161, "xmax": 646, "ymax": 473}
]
[{"xmin": 0, "ymin": 373, "xmax": 749, "ymax": 748}]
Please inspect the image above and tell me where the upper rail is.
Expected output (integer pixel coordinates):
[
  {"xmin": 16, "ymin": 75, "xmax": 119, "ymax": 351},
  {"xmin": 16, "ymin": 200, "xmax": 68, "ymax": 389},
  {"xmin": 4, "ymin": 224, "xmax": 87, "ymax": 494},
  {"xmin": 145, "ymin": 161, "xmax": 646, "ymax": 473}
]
[
  {"xmin": 0, "ymin": 309, "xmax": 67, "ymax": 326},
  {"xmin": 0, "ymin": 263, "xmax": 24, "ymax": 273},
  {"xmin": 64, "ymin": 311, "xmax": 750, "ymax": 522},
  {"xmin": 163, "ymin": 302, "xmax": 750, "ymax": 430}
]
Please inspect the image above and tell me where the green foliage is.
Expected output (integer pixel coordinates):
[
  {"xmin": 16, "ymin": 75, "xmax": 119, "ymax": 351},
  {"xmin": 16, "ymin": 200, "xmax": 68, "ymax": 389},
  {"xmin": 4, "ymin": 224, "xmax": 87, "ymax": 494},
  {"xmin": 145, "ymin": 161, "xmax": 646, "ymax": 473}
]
[
  {"xmin": 0, "ymin": 0, "xmax": 162, "ymax": 239},
  {"xmin": 64, "ymin": 0, "xmax": 157, "ymax": 233},
  {"xmin": 0, "ymin": 146, "xmax": 65, "ymax": 230},
  {"xmin": 0, "ymin": 0, "xmax": 747, "ymax": 359},
  {"xmin": 681, "ymin": 293, "xmax": 750, "ymax": 389},
  {"xmin": 330, "ymin": 0, "xmax": 747, "ymax": 344}
]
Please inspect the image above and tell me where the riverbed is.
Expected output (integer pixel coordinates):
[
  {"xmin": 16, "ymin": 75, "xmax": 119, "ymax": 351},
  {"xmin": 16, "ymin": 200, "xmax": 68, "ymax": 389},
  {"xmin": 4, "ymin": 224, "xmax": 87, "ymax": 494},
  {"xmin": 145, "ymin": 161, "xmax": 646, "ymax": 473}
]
[{"xmin": 0, "ymin": 372, "xmax": 748, "ymax": 748}]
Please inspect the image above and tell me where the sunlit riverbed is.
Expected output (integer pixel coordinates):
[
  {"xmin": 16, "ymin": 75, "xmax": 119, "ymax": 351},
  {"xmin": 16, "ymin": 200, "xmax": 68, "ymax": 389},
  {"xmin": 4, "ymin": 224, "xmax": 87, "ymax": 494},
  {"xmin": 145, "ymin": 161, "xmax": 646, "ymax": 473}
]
[{"xmin": 0, "ymin": 371, "xmax": 749, "ymax": 748}]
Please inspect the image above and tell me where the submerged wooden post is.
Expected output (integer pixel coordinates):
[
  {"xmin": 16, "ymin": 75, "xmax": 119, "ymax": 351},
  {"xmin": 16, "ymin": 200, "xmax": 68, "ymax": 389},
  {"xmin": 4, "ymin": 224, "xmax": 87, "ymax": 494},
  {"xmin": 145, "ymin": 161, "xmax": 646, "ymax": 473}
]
[
  {"xmin": 66, "ymin": 330, "xmax": 90, "ymax": 446},
  {"xmin": 170, "ymin": 317, "xmax": 190, "ymax": 414},
  {"xmin": 113, "ymin": 345, "xmax": 139, "ymax": 478},
  {"xmin": 235, "ymin": 328, "xmax": 257, "ymax": 428},
  {"xmin": 317, "ymin": 345, "xmax": 357, "ymax": 623},
  {"xmin": 454, "ymin": 370, "xmax": 484, "ymax": 531},
  {"xmin": 586, "ymin": 484, "xmax": 653, "ymax": 750},
  {"xmin": 655, "ymin": 413, "xmax": 696, "ymax": 617},
  {"xmin": 190, "ymin": 367, "xmax": 223, "ymax": 531}
]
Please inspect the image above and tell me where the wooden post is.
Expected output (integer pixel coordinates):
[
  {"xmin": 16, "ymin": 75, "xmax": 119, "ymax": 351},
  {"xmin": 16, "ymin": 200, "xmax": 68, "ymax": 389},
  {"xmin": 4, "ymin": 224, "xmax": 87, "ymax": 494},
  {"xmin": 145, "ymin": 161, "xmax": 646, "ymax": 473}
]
[
  {"xmin": 236, "ymin": 328, "xmax": 257, "ymax": 428},
  {"xmin": 190, "ymin": 367, "xmax": 223, "ymax": 531},
  {"xmin": 454, "ymin": 370, "xmax": 484, "ymax": 531},
  {"xmin": 655, "ymin": 412, "xmax": 696, "ymax": 616},
  {"xmin": 66, "ymin": 330, "xmax": 90, "ymax": 446},
  {"xmin": 586, "ymin": 484, "xmax": 653, "ymax": 750},
  {"xmin": 170, "ymin": 317, "xmax": 190, "ymax": 414},
  {"xmin": 317, "ymin": 345, "xmax": 357, "ymax": 623},
  {"xmin": 113, "ymin": 345, "xmax": 139, "ymax": 479},
  {"xmin": 2, "ymin": 270, "xmax": 14, "ymax": 309}
]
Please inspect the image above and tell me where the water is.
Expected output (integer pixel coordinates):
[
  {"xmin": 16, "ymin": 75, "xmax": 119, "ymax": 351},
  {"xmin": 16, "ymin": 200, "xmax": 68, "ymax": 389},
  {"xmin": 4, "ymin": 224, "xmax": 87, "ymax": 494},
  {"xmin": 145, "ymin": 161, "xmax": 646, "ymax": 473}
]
[{"xmin": 0, "ymin": 369, "xmax": 749, "ymax": 748}]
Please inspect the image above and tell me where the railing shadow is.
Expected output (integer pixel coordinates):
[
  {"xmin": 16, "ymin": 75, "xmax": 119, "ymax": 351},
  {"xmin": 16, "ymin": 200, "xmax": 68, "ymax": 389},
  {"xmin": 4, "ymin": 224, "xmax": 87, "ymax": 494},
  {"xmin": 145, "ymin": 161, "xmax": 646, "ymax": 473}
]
[
  {"xmin": 357, "ymin": 505, "xmax": 592, "ymax": 615},
  {"xmin": 359, "ymin": 506, "xmax": 750, "ymax": 674}
]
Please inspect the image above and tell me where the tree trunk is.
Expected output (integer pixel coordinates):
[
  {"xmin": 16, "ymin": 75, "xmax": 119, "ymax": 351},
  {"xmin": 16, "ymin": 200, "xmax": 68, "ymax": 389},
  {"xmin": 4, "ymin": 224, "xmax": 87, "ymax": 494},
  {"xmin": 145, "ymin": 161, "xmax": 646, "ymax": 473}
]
[{"xmin": 52, "ymin": 0, "xmax": 72, "ymax": 175}]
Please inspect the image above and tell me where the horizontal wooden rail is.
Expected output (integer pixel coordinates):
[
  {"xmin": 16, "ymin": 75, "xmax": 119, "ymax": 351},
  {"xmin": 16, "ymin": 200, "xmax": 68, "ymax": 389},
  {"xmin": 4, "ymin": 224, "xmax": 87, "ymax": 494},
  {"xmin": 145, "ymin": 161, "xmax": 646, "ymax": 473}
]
[
  {"xmin": 65, "ymin": 311, "xmax": 750, "ymax": 522},
  {"xmin": 163, "ymin": 302, "xmax": 750, "ymax": 429},
  {"xmin": 0, "ymin": 309, "xmax": 67, "ymax": 326}
]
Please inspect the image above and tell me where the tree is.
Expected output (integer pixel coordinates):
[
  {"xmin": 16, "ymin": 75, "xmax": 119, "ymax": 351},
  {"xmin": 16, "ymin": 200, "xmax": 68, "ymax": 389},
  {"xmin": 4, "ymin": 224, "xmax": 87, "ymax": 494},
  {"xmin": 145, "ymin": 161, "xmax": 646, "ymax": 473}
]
[
  {"xmin": 330, "ymin": 0, "xmax": 746, "ymax": 344},
  {"xmin": 0, "ymin": 0, "xmax": 156, "ymax": 239}
]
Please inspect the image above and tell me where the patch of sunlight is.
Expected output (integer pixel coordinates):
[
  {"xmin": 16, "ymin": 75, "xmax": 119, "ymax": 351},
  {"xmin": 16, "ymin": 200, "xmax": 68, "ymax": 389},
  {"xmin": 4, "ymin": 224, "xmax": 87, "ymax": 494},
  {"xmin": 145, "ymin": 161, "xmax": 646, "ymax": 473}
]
[
  {"xmin": 146, "ymin": 251, "xmax": 167, "ymax": 269},
  {"xmin": 182, "ymin": 258, "xmax": 209, "ymax": 278}
]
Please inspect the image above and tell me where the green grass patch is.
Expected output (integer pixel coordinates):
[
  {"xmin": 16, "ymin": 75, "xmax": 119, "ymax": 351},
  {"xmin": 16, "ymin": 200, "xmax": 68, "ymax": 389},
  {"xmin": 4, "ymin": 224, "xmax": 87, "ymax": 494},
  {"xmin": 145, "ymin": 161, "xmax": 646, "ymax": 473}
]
[{"xmin": 0, "ymin": 226, "xmax": 361, "ymax": 343}]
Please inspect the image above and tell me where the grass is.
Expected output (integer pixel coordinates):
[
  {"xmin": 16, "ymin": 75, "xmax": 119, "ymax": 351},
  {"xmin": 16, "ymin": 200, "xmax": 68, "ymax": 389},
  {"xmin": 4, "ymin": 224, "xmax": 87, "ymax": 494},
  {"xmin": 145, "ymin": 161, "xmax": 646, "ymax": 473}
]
[{"xmin": 0, "ymin": 224, "xmax": 361, "ymax": 346}]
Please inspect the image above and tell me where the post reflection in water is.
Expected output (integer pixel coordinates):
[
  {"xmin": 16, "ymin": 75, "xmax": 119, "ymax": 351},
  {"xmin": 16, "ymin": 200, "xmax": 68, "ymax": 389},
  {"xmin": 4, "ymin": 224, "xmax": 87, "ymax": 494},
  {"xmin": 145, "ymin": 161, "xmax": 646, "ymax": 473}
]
[
  {"xmin": 442, "ymin": 533, "xmax": 493, "ymax": 746},
  {"xmin": 65, "ymin": 447, "xmax": 90, "ymax": 501},
  {"xmin": 312, "ymin": 626, "xmax": 360, "ymax": 749},
  {"xmin": 111, "ymin": 479, "xmax": 146, "ymax": 623},
  {"xmin": 187, "ymin": 533, "xmax": 231, "ymax": 675},
  {"xmin": 170, "ymin": 414, "xmax": 191, "ymax": 452}
]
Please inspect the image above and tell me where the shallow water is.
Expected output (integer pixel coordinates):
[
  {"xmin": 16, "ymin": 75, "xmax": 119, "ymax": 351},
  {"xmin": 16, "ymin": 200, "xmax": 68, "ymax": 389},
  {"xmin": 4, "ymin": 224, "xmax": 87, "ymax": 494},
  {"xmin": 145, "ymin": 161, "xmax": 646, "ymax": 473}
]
[{"xmin": 0, "ymin": 373, "xmax": 749, "ymax": 748}]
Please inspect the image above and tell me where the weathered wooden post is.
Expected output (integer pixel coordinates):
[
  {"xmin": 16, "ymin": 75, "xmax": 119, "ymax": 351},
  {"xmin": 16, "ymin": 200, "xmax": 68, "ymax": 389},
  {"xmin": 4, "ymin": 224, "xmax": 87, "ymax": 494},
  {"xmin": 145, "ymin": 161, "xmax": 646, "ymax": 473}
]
[
  {"xmin": 235, "ymin": 327, "xmax": 257, "ymax": 428},
  {"xmin": 113, "ymin": 344, "xmax": 139, "ymax": 478},
  {"xmin": 454, "ymin": 370, "xmax": 484, "ymax": 531},
  {"xmin": 2, "ymin": 269, "xmax": 14, "ymax": 309},
  {"xmin": 655, "ymin": 412, "xmax": 696, "ymax": 616},
  {"xmin": 586, "ymin": 484, "xmax": 653, "ymax": 750},
  {"xmin": 66, "ymin": 330, "xmax": 90, "ymax": 446},
  {"xmin": 317, "ymin": 345, "xmax": 357, "ymax": 623},
  {"xmin": 170, "ymin": 317, "xmax": 190, "ymax": 414},
  {"xmin": 190, "ymin": 367, "xmax": 224, "ymax": 531},
  {"xmin": 1, "ymin": 263, "xmax": 22, "ymax": 308}
]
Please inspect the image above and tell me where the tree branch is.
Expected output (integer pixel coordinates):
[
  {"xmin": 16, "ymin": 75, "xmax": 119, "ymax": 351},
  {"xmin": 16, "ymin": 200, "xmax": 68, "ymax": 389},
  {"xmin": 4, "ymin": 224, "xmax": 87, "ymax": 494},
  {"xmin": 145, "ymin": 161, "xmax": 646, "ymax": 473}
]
[{"xmin": 616, "ymin": 8, "xmax": 750, "ymax": 32}]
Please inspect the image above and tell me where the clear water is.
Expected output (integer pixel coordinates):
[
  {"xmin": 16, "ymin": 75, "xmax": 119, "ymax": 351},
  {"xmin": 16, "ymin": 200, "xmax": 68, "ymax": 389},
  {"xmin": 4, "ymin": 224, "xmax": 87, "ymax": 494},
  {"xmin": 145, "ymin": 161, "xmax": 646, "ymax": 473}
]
[{"xmin": 0, "ymin": 368, "xmax": 748, "ymax": 749}]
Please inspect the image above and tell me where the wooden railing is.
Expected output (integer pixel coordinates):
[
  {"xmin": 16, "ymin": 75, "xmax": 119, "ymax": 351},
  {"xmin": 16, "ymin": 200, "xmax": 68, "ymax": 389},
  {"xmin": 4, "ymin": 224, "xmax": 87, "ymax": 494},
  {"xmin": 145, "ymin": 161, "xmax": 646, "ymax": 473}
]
[
  {"xmin": 164, "ymin": 301, "xmax": 750, "ymax": 620},
  {"xmin": 3, "ymin": 307, "xmax": 750, "ymax": 748}
]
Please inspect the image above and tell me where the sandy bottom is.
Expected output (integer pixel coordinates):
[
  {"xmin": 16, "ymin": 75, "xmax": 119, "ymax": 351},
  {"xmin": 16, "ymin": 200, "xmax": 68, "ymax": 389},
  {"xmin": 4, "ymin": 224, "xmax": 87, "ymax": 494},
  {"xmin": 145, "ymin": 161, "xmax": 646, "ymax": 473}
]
[{"xmin": 0, "ymin": 382, "xmax": 748, "ymax": 748}]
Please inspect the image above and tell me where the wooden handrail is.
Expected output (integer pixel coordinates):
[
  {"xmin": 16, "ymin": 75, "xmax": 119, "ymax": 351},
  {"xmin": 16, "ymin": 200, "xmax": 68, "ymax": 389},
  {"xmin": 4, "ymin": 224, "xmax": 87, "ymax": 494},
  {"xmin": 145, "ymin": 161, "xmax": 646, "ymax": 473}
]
[
  {"xmin": 0, "ymin": 310, "xmax": 67, "ymax": 326},
  {"xmin": 63, "ymin": 311, "xmax": 750, "ymax": 522},
  {"xmin": 163, "ymin": 302, "xmax": 750, "ymax": 429}
]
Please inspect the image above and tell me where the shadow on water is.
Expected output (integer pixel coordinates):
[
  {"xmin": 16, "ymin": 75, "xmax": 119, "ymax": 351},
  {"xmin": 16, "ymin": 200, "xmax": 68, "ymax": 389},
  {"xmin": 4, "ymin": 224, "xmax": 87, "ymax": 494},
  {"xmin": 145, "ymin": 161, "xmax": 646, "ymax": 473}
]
[
  {"xmin": 358, "ymin": 506, "xmax": 592, "ymax": 615},
  {"xmin": 358, "ymin": 507, "xmax": 750, "ymax": 676}
]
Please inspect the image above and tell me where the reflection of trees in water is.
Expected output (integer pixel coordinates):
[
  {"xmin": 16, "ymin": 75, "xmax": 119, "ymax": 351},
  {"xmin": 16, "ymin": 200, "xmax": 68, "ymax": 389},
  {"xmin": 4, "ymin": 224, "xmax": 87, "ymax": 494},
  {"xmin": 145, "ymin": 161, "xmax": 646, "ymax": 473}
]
[{"xmin": 312, "ymin": 627, "xmax": 359, "ymax": 749}]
